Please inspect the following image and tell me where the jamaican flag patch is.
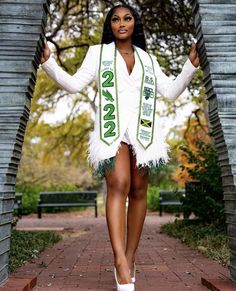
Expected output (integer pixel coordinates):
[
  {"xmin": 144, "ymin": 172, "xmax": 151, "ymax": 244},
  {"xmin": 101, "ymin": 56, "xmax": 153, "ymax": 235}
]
[{"xmin": 141, "ymin": 119, "xmax": 152, "ymax": 128}]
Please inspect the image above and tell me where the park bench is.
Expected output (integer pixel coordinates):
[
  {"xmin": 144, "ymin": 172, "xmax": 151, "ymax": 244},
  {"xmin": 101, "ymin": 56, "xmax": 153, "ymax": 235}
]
[
  {"xmin": 159, "ymin": 189, "xmax": 185, "ymax": 216},
  {"xmin": 14, "ymin": 192, "xmax": 23, "ymax": 218},
  {"xmin": 37, "ymin": 191, "xmax": 98, "ymax": 218}
]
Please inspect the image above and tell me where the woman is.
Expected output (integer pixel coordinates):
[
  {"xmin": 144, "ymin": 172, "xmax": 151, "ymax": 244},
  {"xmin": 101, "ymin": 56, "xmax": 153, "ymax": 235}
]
[{"xmin": 40, "ymin": 4, "xmax": 199, "ymax": 291}]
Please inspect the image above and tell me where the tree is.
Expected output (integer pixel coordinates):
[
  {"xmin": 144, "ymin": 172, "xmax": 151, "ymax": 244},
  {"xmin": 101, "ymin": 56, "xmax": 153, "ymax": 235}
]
[{"xmin": 170, "ymin": 108, "xmax": 224, "ymax": 225}]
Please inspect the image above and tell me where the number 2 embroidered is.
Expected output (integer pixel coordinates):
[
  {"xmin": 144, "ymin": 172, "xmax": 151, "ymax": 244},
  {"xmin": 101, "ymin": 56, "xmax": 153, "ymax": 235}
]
[
  {"xmin": 99, "ymin": 44, "xmax": 120, "ymax": 145},
  {"xmin": 102, "ymin": 71, "xmax": 114, "ymax": 87},
  {"xmin": 104, "ymin": 104, "xmax": 115, "ymax": 120},
  {"xmin": 102, "ymin": 71, "xmax": 116, "ymax": 138}
]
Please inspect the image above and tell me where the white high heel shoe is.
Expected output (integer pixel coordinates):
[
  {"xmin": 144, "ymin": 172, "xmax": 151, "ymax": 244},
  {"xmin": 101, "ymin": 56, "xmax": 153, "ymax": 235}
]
[
  {"xmin": 114, "ymin": 267, "xmax": 135, "ymax": 291},
  {"xmin": 131, "ymin": 263, "xmax": 136, "ymax": 283}
]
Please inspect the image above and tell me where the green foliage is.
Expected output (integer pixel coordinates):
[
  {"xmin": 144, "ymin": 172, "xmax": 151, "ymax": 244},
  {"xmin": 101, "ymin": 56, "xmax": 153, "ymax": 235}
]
[
  {"xmin": 9, "ymin": 230, "xmax": 61, "ymax": 273},
  {"xmin": 147, "ymin": 185, "xmax": 183, "ymax": 214},
  {"xmin": 147, "ymin": 185, "xmax": 160, "ymax": 211},
  {"xmin": 161, "ymin": 219, "xmax": 229, "ymax": 266},
  {"xmin": 148, "ymin": 161, "xmax": 180, "ymax": 188},
  {"xmin": 147, "ymin": 162, "xmax": 180, "ymax": 212},
  {"xmin": 179, "ymin": 141, "xmax": 225, "ymax": 225},
  {"xmin": 16, "ymin": 184, "xmax": 42, "ymax": 215}
]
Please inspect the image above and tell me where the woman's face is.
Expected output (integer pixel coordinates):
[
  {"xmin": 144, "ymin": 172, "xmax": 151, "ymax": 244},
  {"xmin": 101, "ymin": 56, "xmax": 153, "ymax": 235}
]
[{"xmin": 110, "ymin": 7, "xmax": 135, "ymax": 41}]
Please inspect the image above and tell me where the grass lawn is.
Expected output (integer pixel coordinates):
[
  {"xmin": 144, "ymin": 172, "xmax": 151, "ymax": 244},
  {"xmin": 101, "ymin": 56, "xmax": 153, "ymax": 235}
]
[
  {"xmin": 9, "ymin": 229, "xmax": 62, "ymax": 273},
  {"xmin": 161, "ymin": 218, "xmax": 229, "ymax": 267}
]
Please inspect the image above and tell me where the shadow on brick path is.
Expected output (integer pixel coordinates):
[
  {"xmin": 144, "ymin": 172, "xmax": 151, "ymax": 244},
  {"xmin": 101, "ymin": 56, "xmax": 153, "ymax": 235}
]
[{"xmin": 13, "ymin": 212, "xmax": 229, "ymax": 290}]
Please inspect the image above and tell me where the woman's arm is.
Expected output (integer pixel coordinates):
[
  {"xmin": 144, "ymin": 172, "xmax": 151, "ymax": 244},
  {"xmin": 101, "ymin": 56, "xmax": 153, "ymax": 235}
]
[
  {"xmin": 153, "ymin": 43, "xmax": 200, "ymax": 100},
  {"xmin": 40, "ymin": 44, "xmax": 99, "ymax": 94}
]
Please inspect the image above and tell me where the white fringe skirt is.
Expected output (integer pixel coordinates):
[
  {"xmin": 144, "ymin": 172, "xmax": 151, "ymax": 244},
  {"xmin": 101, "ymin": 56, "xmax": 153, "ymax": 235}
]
[{"xmin": 88, "ymin": 114, "xmax": 170, "ymax": 177}]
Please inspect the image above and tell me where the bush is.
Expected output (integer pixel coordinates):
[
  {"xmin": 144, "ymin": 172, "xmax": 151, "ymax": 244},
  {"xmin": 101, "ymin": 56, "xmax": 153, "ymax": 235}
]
[
  {"xmin": 179, "ymin": 141, "xmax": 225, "ymax": 225},
  {"xmin": 147, "ymin": 185, "xmax": 160, "ymax": 211},
  {"xmin": 16, "ymin": 184, "xmax": 42, "ymax": 214}
]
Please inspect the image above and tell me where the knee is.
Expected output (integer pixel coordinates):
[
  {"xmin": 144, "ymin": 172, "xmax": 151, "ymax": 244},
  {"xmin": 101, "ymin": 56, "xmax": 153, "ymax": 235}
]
[
  {"xmin": 106, "ymin": 177, "xmax": 130, "ymax": 198},
  {"xmin": 129, "ymin": 186, "xmax": 147, "ymax": 201}
]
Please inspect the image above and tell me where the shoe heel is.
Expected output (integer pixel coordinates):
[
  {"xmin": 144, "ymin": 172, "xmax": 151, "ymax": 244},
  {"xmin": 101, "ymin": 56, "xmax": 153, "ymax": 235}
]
[
  {"xmin": 114, "ymin": 267, "xmax": 134, "ymax": 291},
  {"xmin": 131, "ymin": 262, "xmax": 136, "ymax": 283}
]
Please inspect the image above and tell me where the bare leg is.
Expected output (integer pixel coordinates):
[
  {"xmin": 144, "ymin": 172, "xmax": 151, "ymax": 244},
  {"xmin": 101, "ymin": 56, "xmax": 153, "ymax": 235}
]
[
  {"xmin": 125, "ymin": 149, "xmax": 149, "ymax": 274},
  {"xmin": 105, "ymin": 142, "xmax": 132, "ymax": 284}
]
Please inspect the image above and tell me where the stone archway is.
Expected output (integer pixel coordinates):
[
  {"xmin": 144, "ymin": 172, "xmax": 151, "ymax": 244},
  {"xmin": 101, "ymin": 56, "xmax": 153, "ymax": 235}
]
[
  {"xmin": 0, "ymin": 0, "xmax": 50, "ymax": 285},
  {"xmin": 0, "ymin": 0, "xmax": 236, "ymax": 287},
  {"xmin": 190, "ymin": 0, "xmax": 236, "ymax": 282}
]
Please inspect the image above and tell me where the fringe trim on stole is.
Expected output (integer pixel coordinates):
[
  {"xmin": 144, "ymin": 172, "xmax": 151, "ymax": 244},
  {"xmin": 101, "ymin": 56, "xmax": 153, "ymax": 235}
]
[
  {"xmin": 89, "ymin": 141, "xmax": 169, "ymax": 178},
  {"xmin": 95, "ymin": 156, "xmax": 116, "ymax": 178},
  {"xmin": 88, "ymin": 128, "xmax": 170, "ymax": 178},
  {"xmin": 92, "ymin": 151, "xmax": 167, "ymax": 178},
  {"xmin": 129, "ymin": 142, "xmax": 169, "ymax": 177}
]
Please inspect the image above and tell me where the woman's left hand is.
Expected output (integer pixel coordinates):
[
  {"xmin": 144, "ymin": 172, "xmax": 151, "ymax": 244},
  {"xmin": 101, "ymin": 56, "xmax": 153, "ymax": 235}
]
[{"xmin": 188, "ymin": 43, "xmax": 200, "ymax": 68}]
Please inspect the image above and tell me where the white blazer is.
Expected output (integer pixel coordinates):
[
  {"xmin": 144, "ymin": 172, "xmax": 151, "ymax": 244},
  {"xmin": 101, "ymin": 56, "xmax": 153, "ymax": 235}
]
[{"xmin": 41, "ymin": 42, "xmax": 198, "ymax": 171}]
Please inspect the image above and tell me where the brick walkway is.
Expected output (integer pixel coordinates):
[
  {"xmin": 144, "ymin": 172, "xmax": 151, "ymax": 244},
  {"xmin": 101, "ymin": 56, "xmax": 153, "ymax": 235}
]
[{"xmin": 10, "ymin": 211, "xmax": 232, "ymax": 291}]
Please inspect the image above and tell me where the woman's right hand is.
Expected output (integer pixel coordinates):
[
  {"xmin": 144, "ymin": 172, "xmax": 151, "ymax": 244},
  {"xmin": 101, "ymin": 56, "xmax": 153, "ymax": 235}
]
[{"xmin": 40, "ymin": 40, "xmax": 51, "ymax": 64}]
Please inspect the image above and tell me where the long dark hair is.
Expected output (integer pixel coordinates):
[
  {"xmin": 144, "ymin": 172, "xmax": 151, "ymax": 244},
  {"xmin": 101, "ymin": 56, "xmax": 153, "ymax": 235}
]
[{"xmin": 101, "ymin": 4, "xmax": 146, "ymax": 52}]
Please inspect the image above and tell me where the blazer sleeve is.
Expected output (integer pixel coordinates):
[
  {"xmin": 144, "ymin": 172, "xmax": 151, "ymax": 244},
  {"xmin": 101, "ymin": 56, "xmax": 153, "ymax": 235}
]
[
  {"xmin": 40, "ymin": 45, "xmax": 100, "ymax": 94},
  {"xmin": 152, "ymin": 56, "xmax": 199, "ymax": 100}
]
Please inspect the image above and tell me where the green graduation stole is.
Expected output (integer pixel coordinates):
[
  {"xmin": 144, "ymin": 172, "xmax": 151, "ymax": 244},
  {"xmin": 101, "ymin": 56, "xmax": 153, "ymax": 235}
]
[
  {"xmin": 99, "ymin": 43, "xmax": 156, "ymax": 148},
  {"xmin": 135, "ymin": 48, "xmax": 156, "ymax": 149},
  {"xmin": 98, "ymin": 44, "xmax": 120, "ymax": 146}
]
